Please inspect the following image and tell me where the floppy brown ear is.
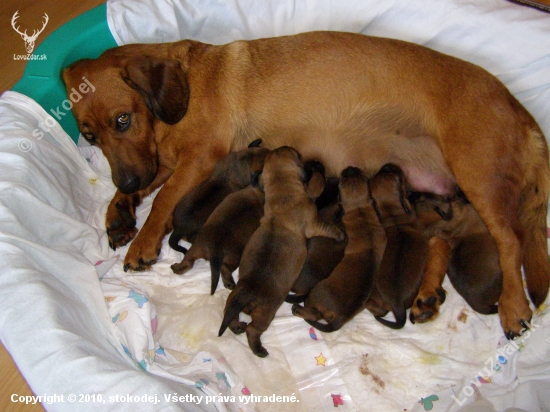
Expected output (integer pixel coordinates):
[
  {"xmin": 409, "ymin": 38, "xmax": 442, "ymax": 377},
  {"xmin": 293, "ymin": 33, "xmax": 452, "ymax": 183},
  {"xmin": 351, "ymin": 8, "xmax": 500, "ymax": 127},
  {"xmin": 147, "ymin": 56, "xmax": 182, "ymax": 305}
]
[{"xmin": 122, "ymin": 56, "xmax": 189, "ymax": 125}]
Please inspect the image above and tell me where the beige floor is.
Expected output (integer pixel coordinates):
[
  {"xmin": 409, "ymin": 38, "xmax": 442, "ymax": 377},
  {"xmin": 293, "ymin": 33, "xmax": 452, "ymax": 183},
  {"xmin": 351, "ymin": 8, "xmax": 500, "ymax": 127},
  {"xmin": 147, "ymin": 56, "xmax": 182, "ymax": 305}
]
[{"xmin": 0, "ymin": 1, "xmax": 103, "ymax": 410}]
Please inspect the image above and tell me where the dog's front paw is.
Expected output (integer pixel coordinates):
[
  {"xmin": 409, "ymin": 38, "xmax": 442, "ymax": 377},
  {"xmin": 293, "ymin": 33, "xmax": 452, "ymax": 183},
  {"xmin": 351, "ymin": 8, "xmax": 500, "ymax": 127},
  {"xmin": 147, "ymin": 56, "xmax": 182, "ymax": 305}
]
[
  {"xmin": 106, "ymin": 194, "xmax": 139, "ymax": 250},
  {"xmin": 123, "ymin": 234, "xmax": 161, "ymax": 272},
  {"xmin": 498, "ymin": 293, "xmax": 533, "ymax": 339},
  {"xmin": 409, "ymin": 287, "xmax": 446, "ymax": 324}
]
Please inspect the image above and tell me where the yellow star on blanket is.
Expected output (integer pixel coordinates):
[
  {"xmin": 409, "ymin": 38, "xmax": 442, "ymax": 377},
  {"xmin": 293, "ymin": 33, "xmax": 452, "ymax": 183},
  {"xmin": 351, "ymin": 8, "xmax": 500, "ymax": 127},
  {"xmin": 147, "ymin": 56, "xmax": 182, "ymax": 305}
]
[{"xmin": 315, "ymin": 353, "xmax": 327, "ymax": 366}]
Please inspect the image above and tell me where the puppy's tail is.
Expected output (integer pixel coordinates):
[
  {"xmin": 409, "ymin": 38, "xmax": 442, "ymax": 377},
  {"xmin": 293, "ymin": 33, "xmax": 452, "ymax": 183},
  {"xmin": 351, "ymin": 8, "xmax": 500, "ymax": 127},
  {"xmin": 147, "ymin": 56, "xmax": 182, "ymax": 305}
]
[
  {"xmin": 518, "ymin": 127, "xmax": 550, "ymax": 307},
  {"xmin": 169, "ymin": 229, "xmax": 188, "ymax": 254},
  {"xmin": 305, "ymin": 318, "xmax": 343, "ymax": 333},
  {"xmin": 285, "ymin": 293, "xmax": 307, "ymax": 304},
  {"xmin": 218, "ymin": 289, "xmax": 253, "ymax": 337},
  {"xmin": 210, "ymin": 254, "xmax": 223, "ymax": 295},
  {"xmin": 374, "ymin": 305, "xmax": 406, "ymax": 329}
]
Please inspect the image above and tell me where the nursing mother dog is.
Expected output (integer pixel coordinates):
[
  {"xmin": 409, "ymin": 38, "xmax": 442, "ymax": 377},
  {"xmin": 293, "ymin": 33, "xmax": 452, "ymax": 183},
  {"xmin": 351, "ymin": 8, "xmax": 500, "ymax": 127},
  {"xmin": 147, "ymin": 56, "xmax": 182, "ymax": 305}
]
[{"xmin": 62, "ymin": 31, "xmax": 550, "ymax": 338}]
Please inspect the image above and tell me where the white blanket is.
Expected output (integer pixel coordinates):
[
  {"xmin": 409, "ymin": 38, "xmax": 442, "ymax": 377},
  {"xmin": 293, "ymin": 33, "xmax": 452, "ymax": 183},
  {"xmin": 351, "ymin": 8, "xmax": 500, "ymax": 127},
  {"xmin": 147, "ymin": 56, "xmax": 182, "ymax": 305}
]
[{"xmin": 1, "ymin": 0, "xmax": 550, "ymax": 411}]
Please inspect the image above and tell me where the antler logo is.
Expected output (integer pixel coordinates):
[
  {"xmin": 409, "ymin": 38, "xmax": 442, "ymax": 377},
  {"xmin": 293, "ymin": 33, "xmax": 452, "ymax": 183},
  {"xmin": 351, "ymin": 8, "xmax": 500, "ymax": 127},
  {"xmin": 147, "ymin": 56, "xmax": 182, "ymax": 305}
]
[{"xmin": 11, "ymin": 11, "xmax": 49, "ymax": 55}]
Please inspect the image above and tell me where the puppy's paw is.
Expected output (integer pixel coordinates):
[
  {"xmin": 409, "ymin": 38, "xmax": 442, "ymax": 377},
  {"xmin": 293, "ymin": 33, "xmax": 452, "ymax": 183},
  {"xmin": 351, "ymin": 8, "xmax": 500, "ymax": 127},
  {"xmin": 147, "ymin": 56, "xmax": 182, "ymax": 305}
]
[
  {"xmin": 291, "ymin": 303, "xmax": 303, "ymax": 316},
  {"xmin": 229, "ymin": 322, "xmax": 247, "ymax": 335},
  {"xmin": 498, "ymin": 293, "xmax": 533, "ymax": 339},
  {"xmin": 106, "ymin": 194, "xmax": 139, "ymax": 250},
  {"xmin": 409, "ymin": 287, "xmax": 446, "ymax": 324},
  {"xmin": 253, "ymin": 346, "xmax": 269, "ymax": 358},
  {"xmin": 171, "ymin": 260, "xmax": 193, "ymax": 275},
  {"xmin": 223, "ymin": 280, "xmax": 236, "ymax": 290}
]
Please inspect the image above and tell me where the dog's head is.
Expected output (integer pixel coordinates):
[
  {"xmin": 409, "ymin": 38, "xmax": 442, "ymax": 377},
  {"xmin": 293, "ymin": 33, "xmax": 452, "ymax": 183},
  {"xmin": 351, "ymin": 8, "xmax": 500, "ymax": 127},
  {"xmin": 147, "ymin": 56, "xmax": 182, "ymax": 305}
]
[
  {"xmin": 369, "ymin": 164, "xmax": 412, "ymax": 221},
  {"xmin": 410, "ymin": 192, "xmax": 454, "ymax": 225},
  {"xmin": 62, "ymin": 51, "xmax": 189, "ymax": 193},
  {"xmin": 338, "ymin": 166, "xmax": 373, "ymax": 211},
  {"xmin": 210, "ymin": 140, "xmax": 271, "ymax": 190},
  {"xmin": 260, "ymin": 146, "xmax": 307, "ymax": 189}
]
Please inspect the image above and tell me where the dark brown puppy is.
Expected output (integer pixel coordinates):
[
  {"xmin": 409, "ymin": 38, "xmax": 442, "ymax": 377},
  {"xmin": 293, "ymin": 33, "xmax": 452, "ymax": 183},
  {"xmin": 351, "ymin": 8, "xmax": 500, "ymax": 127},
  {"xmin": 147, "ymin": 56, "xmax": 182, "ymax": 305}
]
[
  {"xmin": 218, "ymin": 147, "xmax": 344, "ymax": 357},
  {"xmin": 409, "ymin": 192, "xmax": 501, "ymax": 322},
  {"xmin": 168, "ymin": 139, "xmax": 268, "ymax": 254},
  {"xmin": 171, "ymin": 159, "xmax": 326, "ymax": 295},
  {"xmin": 63, "ymin": 31, "xmax": 550, "ymax": 337},
  {"xmin": 366, "ymin": 164, "xmax": 431, "ymax": 329},
  {"xmin": 171, "ymin": 185, "xmax": 265, "ymax": 294},
  {"xmin": 292, "ymin": 166, "xmax": 386, "ymax": 332},
  {"xmin": 286, "ymin": 201, "xmax": 348, "ymax": 304}
]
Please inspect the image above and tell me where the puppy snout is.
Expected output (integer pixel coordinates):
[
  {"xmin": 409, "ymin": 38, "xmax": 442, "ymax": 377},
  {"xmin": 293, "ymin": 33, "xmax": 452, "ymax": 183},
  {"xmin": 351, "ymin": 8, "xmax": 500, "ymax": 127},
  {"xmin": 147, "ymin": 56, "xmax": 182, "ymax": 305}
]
[{"xmin": 117, "ymin": 173, "xmax": 141, "ymax": 194}]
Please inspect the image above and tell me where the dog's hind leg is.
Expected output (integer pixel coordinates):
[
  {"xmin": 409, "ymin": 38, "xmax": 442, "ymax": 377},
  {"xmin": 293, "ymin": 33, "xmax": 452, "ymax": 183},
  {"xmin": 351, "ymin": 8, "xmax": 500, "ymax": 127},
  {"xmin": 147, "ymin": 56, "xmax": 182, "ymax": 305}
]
[
  {"xmin": 409, "ymin": 237, "xmax": 449, "ymax": 324},
  {"xmin": 518, "ymin": 128, "xmax": 550, "ymax": 308},
  {"xmin": 246, "ymin": 312, "xmax": 273, "ymax": 357},
  {"xmin": 441, "ymin": 131, "xmax": 533, "ymax": 337}
]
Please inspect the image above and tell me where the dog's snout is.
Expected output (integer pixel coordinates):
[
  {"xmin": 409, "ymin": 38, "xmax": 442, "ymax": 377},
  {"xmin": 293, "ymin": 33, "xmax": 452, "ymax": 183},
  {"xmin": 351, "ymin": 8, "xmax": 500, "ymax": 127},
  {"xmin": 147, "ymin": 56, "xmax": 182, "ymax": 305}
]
[{"xmin": 117, "ymin": 173, "xmax": 141, "ymax": 194}]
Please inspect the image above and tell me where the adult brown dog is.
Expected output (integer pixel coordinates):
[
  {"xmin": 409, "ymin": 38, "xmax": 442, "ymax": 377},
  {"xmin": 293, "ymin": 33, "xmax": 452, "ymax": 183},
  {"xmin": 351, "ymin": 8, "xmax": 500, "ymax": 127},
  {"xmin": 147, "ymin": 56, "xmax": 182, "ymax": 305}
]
[
  {"xmin": 62, "ymin": 31, "xmax": 549, "ymax": 337},
  {"xmin": 218, "ymin": 147, "xmax": 344, "ymax": 357},
  {"xmin": 292, "ymin": 166, "xmax": 386, "ymax": 332}
]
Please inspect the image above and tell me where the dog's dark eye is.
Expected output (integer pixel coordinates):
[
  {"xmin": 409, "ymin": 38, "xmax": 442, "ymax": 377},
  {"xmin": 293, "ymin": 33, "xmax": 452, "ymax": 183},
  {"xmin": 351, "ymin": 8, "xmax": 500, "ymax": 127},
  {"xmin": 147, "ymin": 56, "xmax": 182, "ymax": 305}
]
[{"xmin": 116, "ymin": 114, "xmax": 131, "ymax": 131}]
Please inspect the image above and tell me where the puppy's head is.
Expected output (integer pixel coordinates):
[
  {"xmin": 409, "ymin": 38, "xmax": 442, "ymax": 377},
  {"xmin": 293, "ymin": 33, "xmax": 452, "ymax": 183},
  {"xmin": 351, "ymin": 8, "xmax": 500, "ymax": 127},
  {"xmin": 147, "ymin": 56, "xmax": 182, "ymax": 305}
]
[
  {"xmin": 410, "ymin": 192, "xmax": 454, "ymax": 225},
  {"xmin": 211, "ymin": 141, "xmax": 271, "ymax": 189},
  {"xmin": 369, "ymin": 164, "xmax": 412, "ymax": 220},
  {"xmin": 338, "ymin": 166, "xmax": 372, "ymax": 211},
  {"xmin": 304, "ymin": 160, "xmax": 326, "ymax": 199},
  {"xmin": 62, "ymin": 50, "xmax": 189, "ymax": 194},
  {"xmin": 261, "ymin": 146, "xmax": 307, "ymax": 189}
]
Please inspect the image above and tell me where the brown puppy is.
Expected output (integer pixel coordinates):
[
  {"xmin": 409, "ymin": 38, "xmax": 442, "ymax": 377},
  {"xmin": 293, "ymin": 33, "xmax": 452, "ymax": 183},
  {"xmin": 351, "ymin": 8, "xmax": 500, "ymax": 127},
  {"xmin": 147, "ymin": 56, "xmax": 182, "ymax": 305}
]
[
  {"xmin": 292, "ymin": 167, "xmax": 386, "ymax": 332},
  {"xmin": 63, "ymin": 31, "xmax": 549, "ymax": 337},
  {"xmin": 171, "ymin": 185, "xmax": 265, "ymax": 294},
  {"xmin": 218, "ymin": 147, "xmax": 344, "ymax": 357},
  {"xmin": 286, "ymin": 200, "xmax": 348, "ymax": 304},
  {"xmin": 409, "ymin": 192, "xmax": 502, "ymax": 322},
  {"xmin": 168, "ymin": 139, "xmax": 268, "ymax": 255},
  {"xmin": 171, "ymin": 159, "xmax": 325, "ymax": 295},
  {"xmin": 366, "ymin": 165, "xmax": 432, "ymax": 329}
]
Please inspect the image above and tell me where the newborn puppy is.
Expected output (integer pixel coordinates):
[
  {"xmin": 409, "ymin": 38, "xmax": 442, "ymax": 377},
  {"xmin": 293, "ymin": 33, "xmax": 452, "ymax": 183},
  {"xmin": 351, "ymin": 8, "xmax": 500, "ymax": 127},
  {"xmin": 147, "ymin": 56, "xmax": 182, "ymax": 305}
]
[
  {"xmin": 292, "ymin": 166, "xmax": 386, "ymax": 332},
  {"xmin": 367, "ymin": 164, "xmax": 430, "ymax": 329},
  {"xmin": 171, "ymin": 185, "xmax": 265, "ymax": 294},
  {"xmin": 409, "ymin": 191, "xmax": 501, "ymax": 322},
  {"xmin": 287, "ymin": 168, "xmax": 347, "ymax": 303},
  {"xmin": 168, "ymin": 139, "xmax": 269, "ymax": 253},
  {"xmin": 218, "ymin": 147, "xmax": 344, "ymax": 357},
  {"xmin": 286, "ymin": 201, "xmax": 347, "ymax": 303}
]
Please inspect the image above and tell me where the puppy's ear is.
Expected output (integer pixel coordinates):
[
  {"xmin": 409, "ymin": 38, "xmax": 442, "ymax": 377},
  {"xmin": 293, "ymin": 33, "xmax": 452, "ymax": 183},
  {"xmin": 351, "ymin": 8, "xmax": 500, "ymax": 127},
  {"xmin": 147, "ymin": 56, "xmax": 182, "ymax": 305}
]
[
  {"xmin": 122, "ymin": 56, "xmax": 189, "ymax": 125},
  {"xmin": 251, "ymin": 170, "xmax": 264, "ymax": 190},
  {"xmin": 248, "ymin": 139, "xmax": 263, "ymax": 148}
]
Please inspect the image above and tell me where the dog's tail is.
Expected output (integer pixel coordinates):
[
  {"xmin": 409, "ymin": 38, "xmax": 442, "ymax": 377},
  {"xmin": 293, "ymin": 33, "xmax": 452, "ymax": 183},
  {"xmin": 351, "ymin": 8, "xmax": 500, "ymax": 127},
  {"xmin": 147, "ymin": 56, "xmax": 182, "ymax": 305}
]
[
  {"xmin": 169, "ymin": 229, "xmax": 188, "ymax": 254},
  {"xmin": 285, "ymin": 293, "xmax": 308, "ymax": 304},
  {"xmin": 218, "ymin": 289, "xmax": 254, "ymax": 337},
  {"xmin": 305, "ymin": 318, "xmax": 344, "ymax": 333},
  {"xmin": 210, "ymin": 254, "xmax": 223, "ymax": 295},
  {"xmin": 374, "ymin": 305, "xmax": 407, "ymax": 330},
  {"xmin": 518, "ymin": 127, "xmax": 550, "ymax": 307}
]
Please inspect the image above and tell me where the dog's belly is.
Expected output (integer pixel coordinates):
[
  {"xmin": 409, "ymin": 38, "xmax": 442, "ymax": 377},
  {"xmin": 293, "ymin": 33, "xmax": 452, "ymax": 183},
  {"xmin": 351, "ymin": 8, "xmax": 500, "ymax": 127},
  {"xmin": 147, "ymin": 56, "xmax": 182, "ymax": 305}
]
[{"xmin": 255, "ymin": 129, "xmax": 457, "ymax": 196}]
